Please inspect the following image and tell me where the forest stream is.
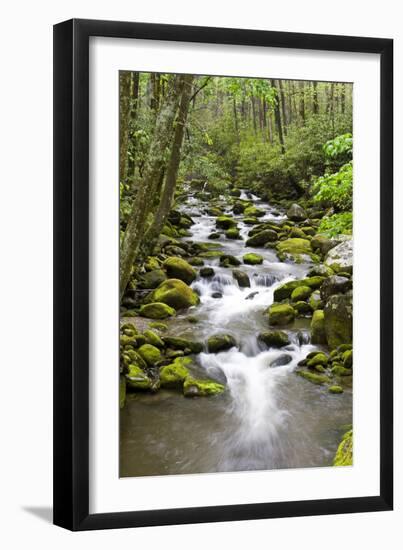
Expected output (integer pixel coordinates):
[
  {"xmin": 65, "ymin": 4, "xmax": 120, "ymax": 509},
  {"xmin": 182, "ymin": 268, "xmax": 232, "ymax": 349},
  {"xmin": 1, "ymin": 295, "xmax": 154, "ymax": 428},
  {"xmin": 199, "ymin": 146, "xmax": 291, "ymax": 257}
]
[{"xmin": 120, "ymin": 189, "xmax": 352, "ymax": 477}]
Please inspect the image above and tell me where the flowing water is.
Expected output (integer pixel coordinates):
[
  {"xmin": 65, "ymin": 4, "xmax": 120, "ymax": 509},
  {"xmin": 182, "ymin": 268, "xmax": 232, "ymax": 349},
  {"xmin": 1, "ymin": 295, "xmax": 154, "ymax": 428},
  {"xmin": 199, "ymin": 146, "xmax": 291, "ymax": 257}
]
[{"xmin": 120, "ymin": 191, "xmax": 352, "ymax": 477}]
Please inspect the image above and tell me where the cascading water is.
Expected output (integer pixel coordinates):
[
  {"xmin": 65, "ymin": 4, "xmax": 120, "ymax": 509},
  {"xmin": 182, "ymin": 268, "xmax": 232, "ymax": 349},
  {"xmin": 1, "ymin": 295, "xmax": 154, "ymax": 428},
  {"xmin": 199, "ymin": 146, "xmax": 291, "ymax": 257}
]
[{"xmin": 120, "ymin": 190, "xmax": 352, "ymax": 477}]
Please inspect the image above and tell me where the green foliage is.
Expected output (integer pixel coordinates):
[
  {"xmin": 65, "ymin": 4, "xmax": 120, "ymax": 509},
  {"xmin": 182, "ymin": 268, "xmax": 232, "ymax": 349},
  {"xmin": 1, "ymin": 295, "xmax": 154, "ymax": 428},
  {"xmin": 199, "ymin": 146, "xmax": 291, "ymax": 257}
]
[
  {"xmin": 318, "ymin": 212, "xmax": 353, "ymax": 237},
  {"xmin": 323, "ymin": 133, "xmax": 352, "ymax": 159},
  {"xmin": 312, "ymin": 161, "xmax": 353, "ymax": 211}
]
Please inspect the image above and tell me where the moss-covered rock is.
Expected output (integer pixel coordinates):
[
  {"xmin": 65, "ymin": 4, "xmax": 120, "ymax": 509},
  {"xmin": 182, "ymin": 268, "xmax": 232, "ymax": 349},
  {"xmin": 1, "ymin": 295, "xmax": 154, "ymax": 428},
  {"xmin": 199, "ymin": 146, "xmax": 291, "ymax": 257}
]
[
  {"xmin": 125, "ymin": 364, "xmax": 152, "ymax": 390},
  {"xmin": 219, "ymin": 254, "xmax": 241, "ymax": 267},
  {"xmin": 162, "ymin": 336, "xmax": 203, "ymax": 354},
  {"xmin": 309, "ymin": 290, "xmax": 324, "ymax": 311},
  {"xmin": 200, "ymin": 267, "xmax": 215, "ymax": 278},
  {"xmin": 163, "ymin": 257, "xmax": 197, "ymax": 285},
  {"xmin": 258, "ymin": 330, "xmax": 290, "ymax": 348},
  {"xmin": 148, "ymin": 321, "xmax": 168, "ymax": 331},
  {"xmin": 232, "ymin": 269, "xmax": 250, "ymax": 288},
  {"xmin": 208, "ymin": 232, "xmax": 221, "ymax": 240},
  {"xmin": 276, "ymin": 238, "xmax": 313, "ymax": 261},
  {"xmin": 311, "ymin": 234, "xmax": 339, "ymax": 256},
  {"xmin": 324, "ymin": 293, "xmax": 353, "ymax": 349},
  {"xmin": 183, "ymin": 377, "xmax": 225, "ymax": 397},
  {"xmin": 137, "ymin": 344, "xmax": 162, "ymax": 366},
  {"xmin": 246, "ymin": 229, "xmax": 277, "ymax": 247},
  {"xmin": 188, "ymin": 257, "xmax": 204, "ymax": 266},
  {"xmin": 244, "ymin": 205, "xmax": 265, "ymax": 218},
  {"xmin": 148, "ymin": 279, "xmax": 200, "ymax": 311},
  {"xmin": 207, "ymin": 334, "xmax": 237, "ymax": 353},
  {"xmin": 139, "ymin": 302, "xmax": 176, "ymax": 319},
  {"xmin": 159, "ymin": 357, "xmax": 191, "ymax": 388},
  {"xmin": 287, "ymin": 203, "xmax": 307, "ymax": 221},
  {"xmin": 333, "ymin": 430, "xmax": 353, "ymax": 466},
  {"xmin": 296, "ymin": 369, "xmax": 331, "ymax": 385},
  {"xmin": 307, "ymin": 352, "xmax": 328, "ymax": 367},
  {"xmin": 138, "ymin": 269, "xmax": 167, "ymax": 289},
  {"xmin": 343, "ymin": 349, "xmax": 353, "ymax": 368},
  {"xmin": 225, "ymin": 227, "xmax": 240, "ymax": 239},
  {"xmin": 331, "ymin": 364, "xmax": 352, "ymax": 376},
  {"xmin": 289, "ymin": 227, "xmax": 306, "ymax": 239},
  {"xmin": 143, "ymin": 329, "xmax": 165, "ymax": 348},
  {"xmin": 320, "ymin": 275, "xmax": 352, "ymax": 301},
  {"xmin": 311, "ymin": 309, "xmax": 327, "ymax": 345},
  {"xmin": 329, "ymin": 385, "xmax": 344, "ymax": 394},
  {"xmin": 144, "ymin": 256, "xmax": 161, "ymax": 271},
  {"xmin": 291, "ymin": 285, "xmax": 312, "ymax": 302},
  {"xmin": 216, "ymin": 216, "xmax": 237, "ymax": 229},
  {"xmin": 293, "ymin": 301, "xmax": 313, "ymax": 316},
  {"xmin": 325, "ymin": 239, "xmax": 353, "ymax": 274},
  {"xmin": 273, "ymin": 276, "xmax": 324, "ymax": 301},
  {"xmin": 307, "ymin": 264, "xmax": 334, "ymax": 278},
  {"xmin": 266, "ymin": 303, "xmax": 295, "ymax": 326},
  {"xmin": 243, "ymin": 253, "xmax": 263, "ymax": 265}
]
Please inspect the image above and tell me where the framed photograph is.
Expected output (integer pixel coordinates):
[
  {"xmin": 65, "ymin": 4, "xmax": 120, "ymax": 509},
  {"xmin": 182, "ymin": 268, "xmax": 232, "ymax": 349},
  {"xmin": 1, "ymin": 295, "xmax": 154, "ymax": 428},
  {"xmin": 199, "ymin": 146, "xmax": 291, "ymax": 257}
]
[{"xmin": 53, "ymin": 19, "xmax": 393, "ymax": 531}]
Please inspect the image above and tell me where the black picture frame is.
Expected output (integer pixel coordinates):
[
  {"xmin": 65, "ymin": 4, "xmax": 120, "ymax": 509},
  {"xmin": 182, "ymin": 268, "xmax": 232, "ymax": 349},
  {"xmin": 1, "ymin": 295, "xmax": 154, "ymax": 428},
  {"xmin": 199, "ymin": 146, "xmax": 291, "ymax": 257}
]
[{"xmin": 53, "ymin": 18, "xmax": 393, "ymax": 531}]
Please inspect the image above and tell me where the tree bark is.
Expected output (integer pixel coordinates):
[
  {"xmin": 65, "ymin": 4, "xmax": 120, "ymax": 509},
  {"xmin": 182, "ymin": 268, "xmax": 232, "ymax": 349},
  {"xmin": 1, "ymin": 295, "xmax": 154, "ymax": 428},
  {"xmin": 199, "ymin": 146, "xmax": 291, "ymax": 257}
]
[
  {"xmin": 127, "ymin": 71, "xmax": 140, "ymax": 184},
  {"xmin": 119, "ymin": 71, "xmax": 132, "ymax": 184},
  {"xmin": 119, "ymin": 74, "xmax": 184, "ymax": 298},
  {"xmin": 270, "ymin": 80, "xmax": 285, "ymax": 153},
  {"xmin": 312, "ymin": 81, "xmax": 319, "ymax": 114},
  {"xmin": 278, "ymin": 79, "xmax": 288, "ymax": 136},
  {"xmin": 299, "ymin": 81, "xmax": 305, "ymax": 122}
]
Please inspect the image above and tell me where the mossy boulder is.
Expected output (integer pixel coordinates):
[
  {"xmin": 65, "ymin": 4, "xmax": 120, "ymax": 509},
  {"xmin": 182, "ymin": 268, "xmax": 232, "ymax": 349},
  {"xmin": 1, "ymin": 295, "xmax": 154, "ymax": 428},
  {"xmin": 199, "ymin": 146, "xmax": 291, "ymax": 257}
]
[
  {"xmin": 148, "ymin": 322, "xmax": 168, "ymax": 331},
  {"xmin": 296, "ymin": 369, "xmax": 331, "ymax": 385},
  {"xmin": 148, "ymin": 279, "xmax": 200, "ymax": 311},
  {"xmin": 324, "ymin": 293, "xmax": 353, "ymax": 349},
  {"xmin": 225, "ymin": 227, "xmax": 240, "ymax": 239},
  {"xmin": 139, "ymin": 302, "xmax": 176, "ymax": 319},
  {"xmin": 207, "ymin": 334, "xmax": 237, "ymax": 353},
  {"xmin": 307, "ymin": 264, "xmax": 334, "ymax": 277},
  {"xmin": 159, "ymin": 357, "xmax": 191, "ymax": 388},
  {"xmin": 309, "ymin": 290, "xmax": 324, "ymax": 311},
  {"xmin": 216, "ymin": 216, "xmax": 237, "ymax": 229},
  {"xmin": 293, "ymin": 301, "xmax": 313, "ymax": 316},
  {"xmin": 232, "ymin": 269, "xmax": 250, "ymax": 288},
  {"xmin": 125, "ymin": 364, "xmax": 152, "ymax": 391},
  {"xmin": 287, "ymin": 203, "xmax": 307, "ymax": 221},
  {"xmin": 200, "ymin": 267, "xmax": 215, "ymax": 278},
  {"xmin": 246, "ymin": 229, "xmax": 277, "ymax": 247},
  {"xmin": 188, "ymin": 257, "xmax": 204, "ymax": 266},
  {"xmin": 329, "ymin": 385, "xmax": 344, "ymax": 394},
  {"xmin": 266, "ymin": 303, "xmax": 295, "ymax": 326},
  {"xmin": 331, "ymin": 364, "xmax": 352, "ymax": 376},
  {"xmin": 244, "ymin": 206, "xmax": 265, "ymax": 218},
  {"xmin": 311, "ymin": 309, "xmax": 327, "ymax": 345},
  {"xmin": 162, "ymin": 336, "xmax": 203, "ymax": 354},
  {"xmin": 320, "ymin": 275, "xmax": 352, "ymax": 301},
  {"xmin": 138, "ymin": 269, "xmax": 167, "ymax": 289},
  {"xmin": 183, "ymin": 377, "xmax": 225, "ymax": 397},
  {"xmin": 276, "ymin": 238, "xmax": 313, "ymax": 261},
  {"xmin": 258, "ymin": 330, "xmax": 290, "ymax": 348},
  {"xmin": 163, "ymin": 257, "xmax": 197, "ymax": 285},
  {"xmin": 243, "ymin": 253, "xmax": 263, "ymax": 265},
  {"xmin": 343, "ymin": 349, "xmax": 353, "ymax": 368},
  {"xmin": 219, "ymin": 254, "xmax": 241, "ymax": 267},
  {"xmin": 273, "ymin": 276, "xmax": 325, "ymax": 301},
  {"xmin": 143, "ymin": 329, "xmax": 165, "ymax": 349},
  {"xmin": 289, "ymin": 227, "xmax": 306, "ymax": 239},
  {"xmin": 325, "ymin": 239, "xmax": 353, "ymax": 274},
  {"xmin": 291, "ymin": 285, "xmax": 312, "ymax": 302},
  {"xmin": 307, "ymin": 352, "xmax": 328, "ymax": 367},
  {"xmin": 137, "ymin": 344, "xmax": 162, "ymax": 366},
  {"xmin": 333, "ymin": 430, "xmax": 353, "ymax": 466},
  {"xmin": 144, "ymin": 256, "xmax": 160, "ymax": 271},
  {"xmin": 208, "ymin": 232, "xmax": 221, "ymax": 240}
]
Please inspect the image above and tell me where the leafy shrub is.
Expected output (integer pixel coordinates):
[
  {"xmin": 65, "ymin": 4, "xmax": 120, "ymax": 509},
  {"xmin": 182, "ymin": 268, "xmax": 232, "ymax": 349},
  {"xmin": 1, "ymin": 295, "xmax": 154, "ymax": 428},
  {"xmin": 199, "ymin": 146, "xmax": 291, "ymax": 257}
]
[
  {"xmin": 312, "ymin": 161, "xmax": 352, "ymax": 211},
  {"xmin": 318, "ymin": 212, "xmax": 353, "ymax": 237},
  {"xmin": 323, "ymin": 133, "xmax": 352, "ymax": 159}
]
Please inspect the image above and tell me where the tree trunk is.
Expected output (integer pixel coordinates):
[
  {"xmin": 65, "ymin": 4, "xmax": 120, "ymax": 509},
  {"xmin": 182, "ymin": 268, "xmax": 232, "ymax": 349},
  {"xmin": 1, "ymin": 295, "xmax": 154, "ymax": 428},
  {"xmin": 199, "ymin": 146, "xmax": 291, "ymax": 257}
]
[
  {"xmin": 140, "ymin": 75, "xmax": 195, "ymax": 261},
  {"xmin": 233, "ymin": 98, "xmax": 240, "ymax": 142},
  {"xmin": 299, "ymin": 81, "xmax": 305, "ymax": 123},
  {"xmin": 340, "ymin": 83, "xmax": 346, "ymax": 114},
  {"xmin": 119, "ymin": 74, "xmax": 184, "ymax": 298},
  {"xmin": 119, "ymin": 71, "xmax": 131, "ymax": 184},
  {"xmin": 278, "ymin": 79, "xmax": 288, "ymax": 136},
  {"xmin": 127, "ymin": 71, "xmax": 140, "ymax": 184},
  {"xmin": 270, "ymin": 80, "xmax": 285, "ymax": 153},
  {"xmin": 312, "ymin": 81, "xmax": 319, "ymax": 114}
]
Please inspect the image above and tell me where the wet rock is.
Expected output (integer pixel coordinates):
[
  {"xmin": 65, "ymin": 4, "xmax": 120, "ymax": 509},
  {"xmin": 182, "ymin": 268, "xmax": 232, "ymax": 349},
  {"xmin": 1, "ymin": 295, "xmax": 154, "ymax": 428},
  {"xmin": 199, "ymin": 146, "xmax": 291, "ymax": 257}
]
[
  {"xmin": 273, "ymin": 276, "xmax": 325, "ymax": 301},
  {"xmin": 207, "ymin": 334, "xmax": 237, "ymax": 353},
  {"xmin": 343, "ymin": 349, "xmax": 353, "ymax": 369},
  {"xmin": 232, "ymin": 269, "xmax": 250, "ymax": 288},
  {"xmin": 211, "ymin": 292, "xmax": 223, "ymax": 299},
  {"xmin": 164, "ymin": 245, "xmax": 188, "ymax": 257},
  {"xmin": 243, "ymin": 217, "xmax": 259, "ymax": 225},
  {"xmin": 287, "ymin": 203, "xmax": 307, "ymax": 221},
  {"xmin": 183, "ymin": 377, "xmax": 225, "ymax": 397},
  {"xmin": 333, "ymin": 431, "xmax": 353, "ymax": 466},
  {"xmin": 162, "ymin": 336, "xmax": 203, "ymax": 354},
  {"xmin": 138, "ymin": 269, "xmax": 167, "ymax": 289},
  {"xmin": 163, "ymin": 257, "xmax": 197, "ymax": 285},
  {"xmin": 269, "ymin": 354, "xmax": 293, "ymax": 367},
  {"xmin": 266, "ymin": 303, "xmax": 295, "ymax": 326},
  {"xmin": 311, "ymin": 309, "xmax": 327, "ymax": 345},
  {"xmin": 160, "ymin": 357, "xmax": 191, "ymax": 388},
  {"xmin": 244, "ymin": 205, "xmax": 265, "ymax": 218},
  {"xmin": 296, "ymin": 369, "xmax": 331, "ymax": 385},
  {"xmin": 137, "ymin": 344, "xmax": 162, "ymax": 366},
  {"xmin": 219, "ymin": 254, "xmax": 241, "ymax": 267},
  {"xmin": 307, "ymin": 352, "xmax": 328, "ymax": 367},
  {"xmin": 325, "ymin": 239, "xmax": 353, "ymax": 274},
  {"xmin": 307, "ymin": 264, "xmax": 334, "ymax": 277},
  {"xmin": 208, "ymin": 232, "xmax": 221, "ymax": 240},
  {"xmin": 225, "ymin": 227, "xmax": 241, "ymax": 239},
  {"xmin": 324, "ymin": 293, "xmax": 353, "ymax": 349},
  {"xmin": 188, "ymin": 257, "xmax": 204, "ymax": 266},
  {"xmin": 245, "ymin": 291, "xmax": 259, "ymax": 300},
  {"xmin": 139, "ymin": 302, "xmax": 176, "ymax": 320},
  {"xmin": 232, "ymin": 202, "xmax": 246, "ymax": 214},
  {"xmin": 216, "ymin": 216, "xmax": 237, "ymax": 229},
  {"xmin": 147, "ymin": 279, "xmax": 200, "ymax": 311},
  {"xmin": 293, "ymin": 301, "xmax": 313, "ymax": 316},
  {"xmin": 276, "ymin": 238, "xmax": 316, "ymax": 262},
  {"xmin": 309, "ymin": 290, "xmax": 324, "ymax": 311},
  {"xmin": 243, "ymin": 253, "xmax": 263, "ymax": 265},
  {"xmin": 320, "ymin": 275, "xmax": 352, "ymax": 301},
  {"xmin": 125, "ymin": 364, "xmax": 152, "ymax": 391},
  {"xmin": 291, "ymin": 285, "xmax": 312, "ymax": 302},
  {"xmin": 289, "ymin": 227, "xmax": 306, "ymax": 239},
  {"xmin": 200, "ymin": 266, "xmax": 215, "ymax": 278},
  {"xmin": 246, "ymin": 229, "xmax": 277, "ymax": 247},
  {"xmin": 143, "ymin": 330, "xmax": 165, "ymax": 349},
  {"xmin": 311, "ymin": 234, "xmax": 339, "ymax": 256},
  {"xmin": 329, "ymin": 385, "xmax": 344, "ymax": 394},
  {"xmin": 258, "ymin": 330, "xmax": 290, "ymax": 348}
]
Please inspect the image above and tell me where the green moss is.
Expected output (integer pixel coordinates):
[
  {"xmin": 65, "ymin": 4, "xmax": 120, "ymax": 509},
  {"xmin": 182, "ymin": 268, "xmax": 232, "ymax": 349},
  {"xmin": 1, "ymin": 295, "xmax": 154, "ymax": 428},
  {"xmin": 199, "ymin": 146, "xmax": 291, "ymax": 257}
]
[
  {"xmin": 207, "ymin": 334, "xmax": 237, "ymax": 353},
  {"xmin": 291, "ymin": 285, "xmax": 312, "ymax": 301},
  {"xmin": 266, "ymin": 303, "xmax": 295, "ymax": 326},
  {"xmin": 246, "ymin": 229, "xmax": 277, "ymax": 247},
  {"xmin": 148, "ymin": 279, "xmax": 200, "ymax": 311},
  {"xmin": 243, "ymin": 253, "xmax": 264, "ymax": 265},
  {"xmin": 183, "ymin": 377, "xmax": 225, "ymax": 397},
  {"xmin": 324, "ymin": 293, "xmax": 353, "ymax": 349},
  {"xmin": 244, "ymin": 206, "xmax": 265, "ymax": 218},
  {"xmin": 258, "ymin": 330, "xmax": 290, "ymax": 348},
  {"xmin": 293, "ymin": 301, "xmax": 313, "ymax": 316},
  {"xmin": 159, "ymin": 357, "xmax": 191, "ymax": 388},
  {"xmin": 162, "ymin": 336, "xmax": 203, "ymax": 354},
  {"xmin": 342, "ymin": 349, "xmax": 353, "ymax": 368},
  {"xmin": 331, "ymin": 365, "xmax": 352, "ymax": 376},
  {"xmin": 276, "ymin": 238, "xmax": 313, "ymax": 260},
  {"xmin": 139, "ymin": 302, "xmax": 176, "ymax": 319},
  {"xmin": 144, "ymin": 256, "xmax": 160, "ymax": 271},
  {"xmin": 289, "ymin": 227, "xmax": 306, "ymax": 239},
  {"xmin": 137, "ymin": 344, "xmax": 161, "ymax": 366},
  {"xmin": 309, "ymin": 290, "xmax": 324, "ymax": 311},
  {"xmin": 220, "ymin": 254, "xmax": 241, "ymax": 267},
  {"xmin": 138, "ymin": 269, "xmax": 167, "ymax": 289},
  {"xmin": 307, "ymin": 352, "xmax": 328, "ymax": 367},
  {"xmin": 333, "ymin": 430, "xmax": 353, "ymax": 466},
  {"xmin": 311, "ymin": 309, "xmax": 327, "ymax": 345},
  {"xmin": 148, "ymin": 322, "xmax": 168, "ymax": 331},
  {"xmin": 273, "ymin": 276, "xmax": 325, "ymax": 301},
  {"xmin": 125, "ymin": 364, "xmax": 152, "ymax": 391},
  {"xmin": 143, "ymin": 330, "xmax": 165, "ymax": 349},
  {"xmin": 216, "ymin": 216, "xmax": 237, "ymax": 229},
  {"xmin": 163, "ymin": 257, "xmax": 197, "ymax": 285},
  {"xmin": 119, "ymin": 375, "xmax": 126, "ymax": 408},
  {"xmin": 296, "ymin": 369, "xmax": 331, "ymax": 385},
  {"xmin": 329, "ymin": 385, "xmax": 344, "ymax": 394},
  {"xmin": 188, "ymin": 257, "xmax": 204, "ymax": 266},
  {"xmin": 225, "ymin": 227, "xmax": 240, "ymax": 239}
]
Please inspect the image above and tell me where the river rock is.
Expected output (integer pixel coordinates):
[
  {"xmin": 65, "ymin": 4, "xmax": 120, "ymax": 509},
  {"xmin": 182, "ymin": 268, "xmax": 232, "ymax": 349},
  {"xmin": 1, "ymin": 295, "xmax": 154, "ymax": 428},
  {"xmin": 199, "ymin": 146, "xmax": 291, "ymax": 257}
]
[
  {"xmin": 232, "ymin": 202, "xmax": 246, "ymax": 214},
  {"xmin": 246, "ymin": 229, "xmax": 277, "ymax": 247},
  {"xmin": 266, "ymin": 303, "xmax": 295, "ymax": 326},
  {"xmin": 208, "ymin": 232, "xmax": 221, "ymax": 239},
  {"xmin": 310, "ymin": 234, "xmax": 340, "ymax": 256},
  {"xmin": 164, "ymin": 245, "xmax": 188, "ymax": 257},
  {"xmin": 320, "ymin": 275, "xmax": 352, "ymax": 301},
  {"xmin": 162, "ymin": 336, "xmax": 203, "ymax": 354},
  {"xmin": 163, "ymin": 257, "xmax": 197, "ymax": 285},
  {"xmin": 225, "ymin": 227, "xmax": 241, "ymax": 239},
  {"xmin": 216, "ymin": 216, "xmax": 237, "ymax": 229},
  {"xmin": 309, "ymin": 290, "xmax": 324, "ymax": 311},
  {"xmin": 207, "ymin": 334, "xmax": 237, "ymax": 353},
  {"xmin": 200, "ymin": 266, "xmax": 215, "ymax": 278},
  {"xmin": 258, "ymin": 330, "xmax": 290, "ymax": 348},
  {"xmin": 269, "ymin": 354, "xmax": 293, "ymax": 367},
  {"xmin": 244, "ymin": 205, "xmax": 265, "ymax": 218},
  {"xmin": 138, "ymin": 269, "xmax": 167, "ymax": 289},
  {"xmin": 143, "ymin": 329, "xmax": 165, "ymax": 349},
  {"xmin": 291, "ymin": 285, "xmax": 312, "ymax": 301},
  {"xmin": 287, "ymin": 203, "xmax": 307, "ymax": 221},
  {"xmin": 243, "ymin": 253, "xmax": 263, "ymax": 265},
  {"xmin": 276, "ymin": 238, "xmax": 314, "ymax": 262},
  {"xmin": 273, "ymin": 276, "xmax": 325, "ymax": 301},
  {"xmin": 220, "ymin": 254, "xmax": 241, "ymax": 267},
  {"xmin": 139, "ymin": 302, "xmax": 176, "ymax": 319},
  {"xmin": 325, "ymin": 239, "xmax": 353, "ymax": 274},
  {"xmin": 232, "ymin": 269, "xmax": 250, "ymax": 288},
  {"xmin": 293, "ymin": 301, "xmax": 313, "ymax": 316},
  {"xmin": 307, "ymin": 264, "xmax": 334, "ymax": 277},
  {"xmin": 147, "ymin": 279, "xmax": 200, "ymax": 311},
  {"xmin": 137, "ymin": 344, "xmax": 162, "ymax": 366},
  {"xmin": 159, "ymin": 357, "xmax": 191, "ymax": 388},
  {"xmin": 324, "ymin": 292, "xmax": 353, "ymax": 349},
  {"xmin": 310, "ymin": 309, "xmax": 327, "ymax": 345},
  {"xmin": 125, "ymin": 364, "xmax": 152, "ymax": 391},
  {"xmin": 183, "ymin": 377, "xmax": 225, "ymax": 397}
]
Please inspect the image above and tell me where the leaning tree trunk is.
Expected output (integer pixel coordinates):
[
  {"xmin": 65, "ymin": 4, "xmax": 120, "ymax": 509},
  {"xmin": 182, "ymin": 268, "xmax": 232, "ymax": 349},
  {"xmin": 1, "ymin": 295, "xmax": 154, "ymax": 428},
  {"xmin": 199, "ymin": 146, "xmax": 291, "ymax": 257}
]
[
  {"xmin": 119, "ymin": 71, "xmax": 132, "ymax": 184},
  {"xmin": 119, "ymin": 74, "xmax": 184, "ymax": 298},
  {"xmin": 140, "ymin": 75, "xmax": 195, "ymax": 261}
]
